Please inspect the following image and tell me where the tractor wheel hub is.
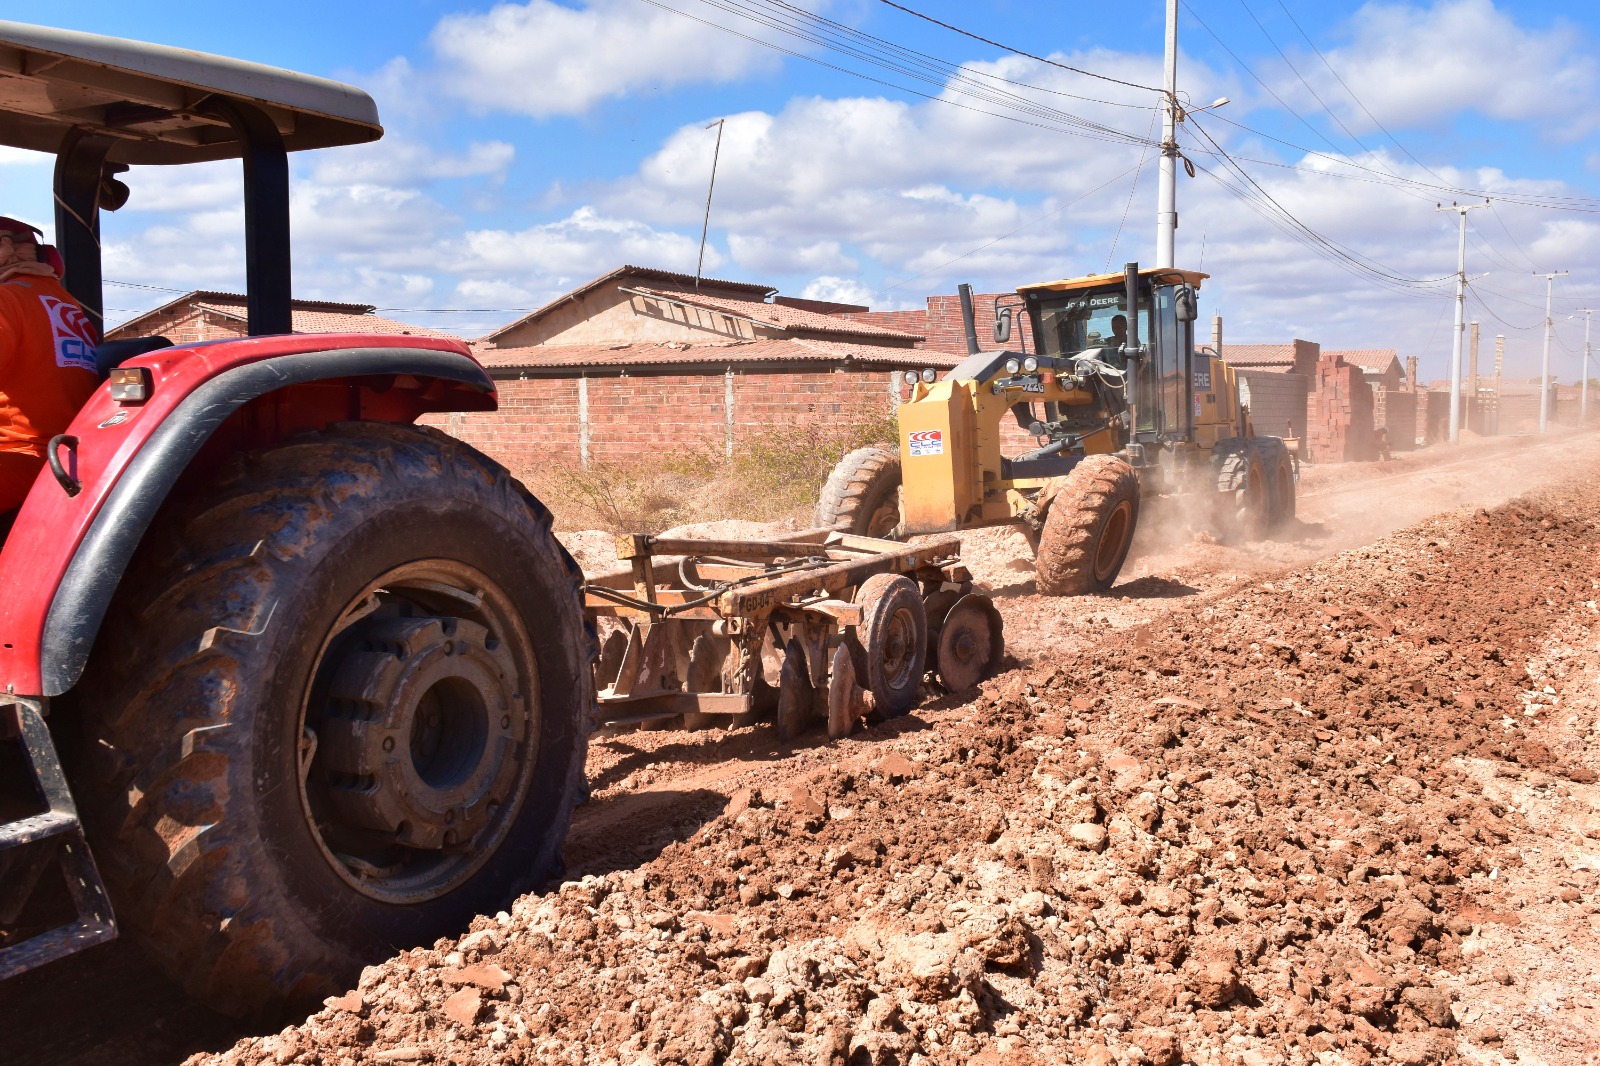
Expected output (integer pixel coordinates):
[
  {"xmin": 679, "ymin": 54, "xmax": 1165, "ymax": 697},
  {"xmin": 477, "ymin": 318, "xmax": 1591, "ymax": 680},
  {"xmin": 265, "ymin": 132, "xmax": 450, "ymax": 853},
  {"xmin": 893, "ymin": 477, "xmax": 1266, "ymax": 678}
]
[{"xmin": 319, "ymin": 615, "xmax": 524, "ymax": 850}]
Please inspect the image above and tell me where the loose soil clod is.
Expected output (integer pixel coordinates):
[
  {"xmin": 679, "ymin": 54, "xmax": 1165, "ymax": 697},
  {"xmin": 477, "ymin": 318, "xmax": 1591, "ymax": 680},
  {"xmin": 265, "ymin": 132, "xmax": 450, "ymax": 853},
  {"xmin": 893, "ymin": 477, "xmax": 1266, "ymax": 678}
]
[{"xmin": 183, "ymin": 434, "xmax": 1600, "ymax": 1066}]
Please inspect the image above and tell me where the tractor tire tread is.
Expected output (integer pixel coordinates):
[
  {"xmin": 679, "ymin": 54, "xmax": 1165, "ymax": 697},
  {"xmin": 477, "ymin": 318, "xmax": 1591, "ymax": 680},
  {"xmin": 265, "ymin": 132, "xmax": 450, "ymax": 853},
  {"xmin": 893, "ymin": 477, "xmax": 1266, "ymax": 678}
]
[{"xmin": 68, "ymin": 421, "xmax": 592, "ymax": 1020}]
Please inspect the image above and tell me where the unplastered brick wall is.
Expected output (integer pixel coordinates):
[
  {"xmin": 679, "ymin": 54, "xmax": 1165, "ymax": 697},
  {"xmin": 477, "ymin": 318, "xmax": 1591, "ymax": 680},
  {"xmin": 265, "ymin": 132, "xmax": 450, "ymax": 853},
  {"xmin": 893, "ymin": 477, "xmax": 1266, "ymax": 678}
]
[
  {"xmin": 1236, "ymin": 370, "xmax": 1309, "ymax": 442},
  {"xmin": 1372, "ymin": 389, "xmax": 1418, "ymax": 450},
  {"xmin": 839, "ymin": 293, "xmax": 1033, "ymax": 354},
  {"xmin": 1306, "ymin": 354, "xmax": 1376, "ymax": 463},
  {"xmin": 423, "ymin": 368, "xmax": 899, "ymax": 473}
]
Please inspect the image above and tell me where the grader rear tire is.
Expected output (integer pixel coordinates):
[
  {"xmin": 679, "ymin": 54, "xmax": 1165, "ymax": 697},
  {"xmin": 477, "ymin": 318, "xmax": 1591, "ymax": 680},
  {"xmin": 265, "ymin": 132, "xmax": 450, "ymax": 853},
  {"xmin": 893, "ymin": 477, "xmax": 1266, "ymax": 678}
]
[
  {"xmin": 1216, "ymin": 439, "xmax": 1273, "ymax": 540},
  {"xmin": 1264, "ymin": 439, "xmax": 1297, "ymax": 526},
  {"xmin": 69, "ymin": 423, "xmax": 593, "ymax": 1021},
  {"xmin": 816, "ymin": 446, "xmax": 902, "ymax": 537},
  {"xmin": 1034, "ymin": 454, "xmax": 1140, "ymax": 596}
]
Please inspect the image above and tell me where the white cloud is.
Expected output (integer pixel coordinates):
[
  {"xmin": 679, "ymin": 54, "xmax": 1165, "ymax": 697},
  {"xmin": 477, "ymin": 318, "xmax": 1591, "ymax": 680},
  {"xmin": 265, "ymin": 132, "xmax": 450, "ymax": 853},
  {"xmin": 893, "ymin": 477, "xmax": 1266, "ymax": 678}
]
[
  {"xmin": 729, "ymin": 235, "xmax": 857, "ymax": 276},
  {"xmin": 1279, "ymin": 0, "xmax": 1599, "ymax": 137},
  {"xmin": 453, "ymin": 206, "xmax": 711, "ymax": 286},
  {"xmin": 310, "ymin": 138, "xmax": 515, "ymax": 185},
  {"xmin": 801, "ymin": 276, "xmax": 874, "ymax": 306},
  {"xmin": 429, "ymin": 0, "xmax": 785, "ymax": 118}
]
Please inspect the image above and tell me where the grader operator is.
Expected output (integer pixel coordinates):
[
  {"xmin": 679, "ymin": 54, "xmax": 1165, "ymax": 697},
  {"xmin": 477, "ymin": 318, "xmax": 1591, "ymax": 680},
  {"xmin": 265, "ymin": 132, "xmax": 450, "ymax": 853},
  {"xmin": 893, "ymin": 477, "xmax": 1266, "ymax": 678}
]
[{"xmin": 817, "ymin": 263, "xmax": 1296, "ymax": 594}]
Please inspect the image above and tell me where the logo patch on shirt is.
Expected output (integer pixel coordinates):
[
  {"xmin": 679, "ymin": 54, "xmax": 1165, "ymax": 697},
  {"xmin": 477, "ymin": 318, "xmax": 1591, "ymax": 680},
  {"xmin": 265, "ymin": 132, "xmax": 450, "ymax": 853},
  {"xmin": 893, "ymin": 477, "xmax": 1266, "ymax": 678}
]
[{"xmin": 41, "ymin": 295, "xmax": 97, "ymax": 373}]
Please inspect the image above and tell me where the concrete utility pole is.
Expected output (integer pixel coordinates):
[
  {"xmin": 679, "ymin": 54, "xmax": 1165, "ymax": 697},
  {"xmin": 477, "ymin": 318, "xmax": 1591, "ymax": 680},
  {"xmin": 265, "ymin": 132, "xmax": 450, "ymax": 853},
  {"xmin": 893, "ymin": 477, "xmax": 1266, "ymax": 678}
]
[
  {"xmin": 1466, "ymin": 321, "xmax": 1479, "ymax": 432},
  {"xmin": 1156, "ymin": 0, "xmax": 1179, "ymax": 269},
  {"xmin": 1153, "ymin": 0, "xmax": 1226, "ymax": 269},
  {"xmin": 1578, "ymin": 308, "xmax": 1595, "ymax": 424},
  {"xmin": 1536, "ymin": 270, "xmax": 1568, "ymax": 433},
  {"xmin": 1437, "ymin": 200, "xmax": 1489, "ymax": 443}
]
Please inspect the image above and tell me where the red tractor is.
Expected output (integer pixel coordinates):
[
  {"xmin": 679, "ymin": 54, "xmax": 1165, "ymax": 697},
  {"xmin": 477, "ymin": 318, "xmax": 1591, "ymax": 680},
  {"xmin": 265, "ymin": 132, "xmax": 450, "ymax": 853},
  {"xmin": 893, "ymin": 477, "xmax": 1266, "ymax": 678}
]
[{"xmin": 0, "ymin": 22, "xmax": 592, "ymax": 1016}]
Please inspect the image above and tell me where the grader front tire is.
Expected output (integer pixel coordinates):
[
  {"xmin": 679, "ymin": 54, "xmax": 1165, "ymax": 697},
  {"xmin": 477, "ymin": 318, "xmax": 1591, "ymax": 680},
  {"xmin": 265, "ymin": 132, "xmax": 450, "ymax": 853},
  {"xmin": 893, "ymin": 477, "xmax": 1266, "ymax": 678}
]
[
  {"xmin": 1034, "ymin": 455, "xmax": 1141, "ymax": 596},
  {"xmin": 71, "ymin": 423, "xmax": 593, "ymax": 1020},
  {"xmin": 816, "ymin": 446, "xmax": 902, "ymax": 538}
]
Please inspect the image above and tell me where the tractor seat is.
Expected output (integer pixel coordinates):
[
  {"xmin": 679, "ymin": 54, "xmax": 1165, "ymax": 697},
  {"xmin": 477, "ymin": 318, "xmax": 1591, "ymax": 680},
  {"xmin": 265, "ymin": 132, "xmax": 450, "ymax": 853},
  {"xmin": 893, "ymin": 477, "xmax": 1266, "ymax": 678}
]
[{"xmin": 93, "ymin": 336, "xmax": 173, "ymax": 379}]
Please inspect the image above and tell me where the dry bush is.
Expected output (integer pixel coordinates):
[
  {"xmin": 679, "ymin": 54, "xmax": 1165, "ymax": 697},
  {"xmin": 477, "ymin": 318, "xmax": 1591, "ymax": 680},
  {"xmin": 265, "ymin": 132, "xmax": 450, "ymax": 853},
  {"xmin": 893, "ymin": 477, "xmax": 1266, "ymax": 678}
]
[{"xmin": 525, "ymin": 407, "xmax": 899, "ymax": 533}]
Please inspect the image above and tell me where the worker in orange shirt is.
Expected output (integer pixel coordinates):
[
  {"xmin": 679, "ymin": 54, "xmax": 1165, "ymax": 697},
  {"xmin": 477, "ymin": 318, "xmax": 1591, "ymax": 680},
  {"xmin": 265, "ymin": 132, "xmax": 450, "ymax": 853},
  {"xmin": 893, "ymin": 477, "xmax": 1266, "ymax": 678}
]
[{"xmin": 0, "ymin": 216, "xmax": 100, "ymax": 524}]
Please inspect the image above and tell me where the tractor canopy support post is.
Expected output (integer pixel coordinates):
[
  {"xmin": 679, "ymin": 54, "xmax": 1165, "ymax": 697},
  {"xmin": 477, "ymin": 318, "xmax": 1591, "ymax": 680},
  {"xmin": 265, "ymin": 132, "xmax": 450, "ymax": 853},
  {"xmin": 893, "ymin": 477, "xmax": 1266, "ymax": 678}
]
[
  {"xmin": 52, "ymin": 129, "xmax": 115, "ymax": 334},
  {"xmin": 197, "ymin": 97, "xmax": 292, "ymax": 337}
]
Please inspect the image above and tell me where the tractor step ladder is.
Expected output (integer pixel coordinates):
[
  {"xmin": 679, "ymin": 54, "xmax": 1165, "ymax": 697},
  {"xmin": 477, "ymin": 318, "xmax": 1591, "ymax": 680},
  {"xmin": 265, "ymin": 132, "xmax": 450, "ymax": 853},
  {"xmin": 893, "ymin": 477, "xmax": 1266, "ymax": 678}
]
[{"xmin": 0, "ymin": 699, "xmax": 116, "ymax": 978}]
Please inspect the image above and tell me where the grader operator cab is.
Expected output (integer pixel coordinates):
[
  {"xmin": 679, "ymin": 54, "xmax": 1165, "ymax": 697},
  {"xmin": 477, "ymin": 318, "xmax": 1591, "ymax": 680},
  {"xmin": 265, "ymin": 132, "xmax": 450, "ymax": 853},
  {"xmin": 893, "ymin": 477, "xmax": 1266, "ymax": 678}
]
[{"xmin": 818, "ymin": 263, "xmax": 1296, "ymax": 594}]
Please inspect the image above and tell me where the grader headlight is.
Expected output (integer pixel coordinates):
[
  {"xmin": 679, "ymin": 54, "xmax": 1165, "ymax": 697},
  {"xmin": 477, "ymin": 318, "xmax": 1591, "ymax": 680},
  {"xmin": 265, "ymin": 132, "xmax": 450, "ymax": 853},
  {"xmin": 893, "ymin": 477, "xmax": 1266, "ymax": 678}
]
[
  {"xmin": 1004, "ymin": 357, "xmax": 1021, "ymax": 375},
  {"xmin": 920, "ymin": 367, "xmax": 937, "ymax": 384},
  {"xmin": 1022, "ymin": 356, "xmax": 1038, "ymax": 372}
]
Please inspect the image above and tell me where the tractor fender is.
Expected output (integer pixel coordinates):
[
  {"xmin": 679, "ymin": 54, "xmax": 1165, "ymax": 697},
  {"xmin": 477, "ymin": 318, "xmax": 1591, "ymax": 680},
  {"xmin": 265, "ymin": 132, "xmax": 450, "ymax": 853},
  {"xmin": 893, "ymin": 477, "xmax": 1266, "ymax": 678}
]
[{"xmin": 0, "ymin": 334, "xmax": 496, "ymax": 697}]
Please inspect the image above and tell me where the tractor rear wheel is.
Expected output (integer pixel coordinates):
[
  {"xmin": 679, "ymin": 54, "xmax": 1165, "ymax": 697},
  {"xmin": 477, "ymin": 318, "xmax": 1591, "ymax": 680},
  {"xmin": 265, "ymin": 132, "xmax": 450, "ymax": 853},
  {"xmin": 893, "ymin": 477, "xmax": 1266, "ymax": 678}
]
[
  {"xmin": 70, "ymin": 422, "xmax": 593, "ymax": 1020},
  {"xmin": 816, "ymin": 446, "xmax": 901, "ymax": 537},
  {"xmin": 1034, "ymin": 454, "xmax": 1140, "ymax": 596}
]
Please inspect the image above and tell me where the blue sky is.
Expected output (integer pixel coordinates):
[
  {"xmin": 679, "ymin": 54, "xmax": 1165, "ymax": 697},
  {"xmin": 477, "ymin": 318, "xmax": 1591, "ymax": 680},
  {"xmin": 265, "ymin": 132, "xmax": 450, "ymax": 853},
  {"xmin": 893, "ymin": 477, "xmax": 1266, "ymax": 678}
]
[{"xmin": 8, "ymin": 0, "xmax": 1600, "ymax": 381}]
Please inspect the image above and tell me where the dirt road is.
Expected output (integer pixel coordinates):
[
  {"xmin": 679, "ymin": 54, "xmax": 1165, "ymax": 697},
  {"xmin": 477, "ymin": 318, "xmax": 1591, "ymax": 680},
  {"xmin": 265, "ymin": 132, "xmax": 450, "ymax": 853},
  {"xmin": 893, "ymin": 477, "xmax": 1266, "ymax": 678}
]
[{"xmin": 4, "ymin": 430, "xmax": 1598, "ymax": 1065}]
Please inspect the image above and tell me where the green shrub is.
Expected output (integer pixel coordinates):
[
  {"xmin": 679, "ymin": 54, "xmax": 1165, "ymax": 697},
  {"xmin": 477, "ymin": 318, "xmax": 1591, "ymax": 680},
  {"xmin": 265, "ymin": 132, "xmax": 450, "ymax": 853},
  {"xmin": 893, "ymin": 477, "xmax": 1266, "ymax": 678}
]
[{"xmin": 526, "ymin": 406, "xmax": 900, "ymax": 532}]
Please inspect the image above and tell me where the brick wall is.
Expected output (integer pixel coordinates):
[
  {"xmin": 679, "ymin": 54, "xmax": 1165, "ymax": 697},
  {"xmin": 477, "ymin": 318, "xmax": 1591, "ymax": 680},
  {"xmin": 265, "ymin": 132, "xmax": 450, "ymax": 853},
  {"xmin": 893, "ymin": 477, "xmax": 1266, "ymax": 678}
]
[
  {"xmin": 1373, "ymin": 389, "xmax": 1418, "ymax": 450},
  {"xmin": 840, "ymin": 293, "xmax": 1031, "ymax": 354},
  {"xmin": 1236, "ymin": 370, "xmax": 1309, "ymax": 442},
  {"xmin": 425, "ymin": 368, "xmax": 900, "ymax": 473},
  {"xmin": 1306, "ymin": 355, "xmax": 1376, "ymax": 462}
]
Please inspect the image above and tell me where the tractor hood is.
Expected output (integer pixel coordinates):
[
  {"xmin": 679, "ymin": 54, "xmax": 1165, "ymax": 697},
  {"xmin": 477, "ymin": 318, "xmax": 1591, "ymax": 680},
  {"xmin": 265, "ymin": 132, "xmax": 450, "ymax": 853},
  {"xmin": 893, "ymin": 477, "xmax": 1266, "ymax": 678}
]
[{"xmin": 0, "ymin": 20, "xmax": 381, "ymax": 163}]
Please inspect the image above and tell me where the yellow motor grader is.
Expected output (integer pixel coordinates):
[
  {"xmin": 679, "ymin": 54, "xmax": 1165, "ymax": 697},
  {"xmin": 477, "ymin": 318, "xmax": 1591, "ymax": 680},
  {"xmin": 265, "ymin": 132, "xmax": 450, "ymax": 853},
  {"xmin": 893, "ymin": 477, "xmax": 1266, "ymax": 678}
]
[{"xmin": 817, "ymin": 263, "xmax": 1296, "ymax": 594}]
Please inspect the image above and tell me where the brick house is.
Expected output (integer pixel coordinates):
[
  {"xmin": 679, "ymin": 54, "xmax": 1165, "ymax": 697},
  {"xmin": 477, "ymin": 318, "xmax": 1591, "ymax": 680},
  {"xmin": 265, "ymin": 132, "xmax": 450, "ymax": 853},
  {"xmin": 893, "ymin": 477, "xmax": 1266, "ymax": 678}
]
[
  {"xmin": 445, "ymin": 266, "xmax": 957, "ymax": 470},
  {"xmin": 107, "ymin": 290, "xmax": 456, "ymax": 343}
]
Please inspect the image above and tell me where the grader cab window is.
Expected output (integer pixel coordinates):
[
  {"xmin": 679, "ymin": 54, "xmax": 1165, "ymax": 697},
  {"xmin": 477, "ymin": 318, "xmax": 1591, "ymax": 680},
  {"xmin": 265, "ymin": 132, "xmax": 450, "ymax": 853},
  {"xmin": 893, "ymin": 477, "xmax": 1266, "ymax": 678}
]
[{"xmin": 1034, "ymin": 290, "xmax": 1153, "ymax": 364}]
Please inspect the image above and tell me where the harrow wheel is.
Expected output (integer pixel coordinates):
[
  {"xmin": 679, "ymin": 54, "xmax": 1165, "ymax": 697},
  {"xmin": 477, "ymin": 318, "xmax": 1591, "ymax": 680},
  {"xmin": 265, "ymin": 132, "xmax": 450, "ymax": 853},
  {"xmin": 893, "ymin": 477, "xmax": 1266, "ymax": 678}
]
[
  {"xmin": 934, "ymin": 593, "xmax": 1004, "ymax": 693},
  {"xmin": 850, "ymin": 573, "xmax": 928, "ymax": 717}
]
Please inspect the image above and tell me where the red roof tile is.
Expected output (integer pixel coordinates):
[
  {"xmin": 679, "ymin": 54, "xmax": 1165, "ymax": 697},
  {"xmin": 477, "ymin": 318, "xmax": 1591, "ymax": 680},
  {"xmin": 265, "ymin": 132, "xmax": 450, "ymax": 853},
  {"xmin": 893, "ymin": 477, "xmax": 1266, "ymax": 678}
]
[
  {"xmin": 471, "ymin": 338, "xmax": 960, "ymax": 373},
  {"xmin": 480, "ymin": 265, "xmax": 776, "ymax": 343},
  {"xmin": 1219, "ymin": 344, "xmax": 1297, "ymax": 367},
  {"xmin": 1323, "ymin": 349, "xmax": 1401, "ymax": 373},
  {"xmin": 189, "ymin": 302, "xmax": 456, "ymax": 338},
  {"xmin": 627, "ymin": 287, "xmax": 921, "ymax": 342}
]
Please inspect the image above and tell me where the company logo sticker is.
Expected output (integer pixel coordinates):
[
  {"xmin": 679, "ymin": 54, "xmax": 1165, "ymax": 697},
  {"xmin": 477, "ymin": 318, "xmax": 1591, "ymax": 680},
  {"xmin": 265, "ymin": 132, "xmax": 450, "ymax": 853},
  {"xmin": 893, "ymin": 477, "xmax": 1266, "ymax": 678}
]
[
  {"xmin": 41, "ymin": 295, "xmax": 98, "ymax": 373},
  {"xmin": 98, "ymin": 411, "xmax": 130, "ymax": 429},
  {"xmin": 907, "ymin": 429, "xmax": 944, "ymax": 456}
]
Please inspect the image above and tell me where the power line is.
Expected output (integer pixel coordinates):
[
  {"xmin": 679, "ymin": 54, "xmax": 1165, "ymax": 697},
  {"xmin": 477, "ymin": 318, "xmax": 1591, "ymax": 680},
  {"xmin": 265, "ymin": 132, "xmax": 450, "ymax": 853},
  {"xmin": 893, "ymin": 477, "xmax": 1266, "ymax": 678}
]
[
  {"xmin": 1185, "ymin": 114, "xmax": 1453, "ymax": 295},
  {"xmin": 1269, "ymin": 0, "xmax": 1459, "ymax": 192},
  {"xmin": 874, "ymin": 0, "xmax": 1164, "ymax": 95},
  {"xmin": 1105, "ymin": 109, "xmax": 1162, "ymax": 271},
  {"xmin": 637, "ymin": 0, "xmax": 1162, "ymax": 147}
]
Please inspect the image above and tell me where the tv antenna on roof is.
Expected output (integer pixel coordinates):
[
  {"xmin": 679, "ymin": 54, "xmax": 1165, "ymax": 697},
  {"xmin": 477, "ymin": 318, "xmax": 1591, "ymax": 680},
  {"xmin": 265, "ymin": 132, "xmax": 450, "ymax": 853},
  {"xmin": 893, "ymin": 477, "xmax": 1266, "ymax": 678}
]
[{"xmin": 695, "ymin": 118, "xmax": 725, "ymax": 291}]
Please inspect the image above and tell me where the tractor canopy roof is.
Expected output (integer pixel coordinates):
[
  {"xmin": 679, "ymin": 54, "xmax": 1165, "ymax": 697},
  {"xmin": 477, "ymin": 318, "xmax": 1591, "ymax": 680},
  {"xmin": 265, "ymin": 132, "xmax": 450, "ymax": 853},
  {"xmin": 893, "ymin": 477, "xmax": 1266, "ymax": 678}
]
[
  {"xmin": 1018, "ymin": 268, "xmax": 1209, "ymax": 296},
  {"xmin": 0, "ymin": 20, "xmax": 381, "ymax": 164}
]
